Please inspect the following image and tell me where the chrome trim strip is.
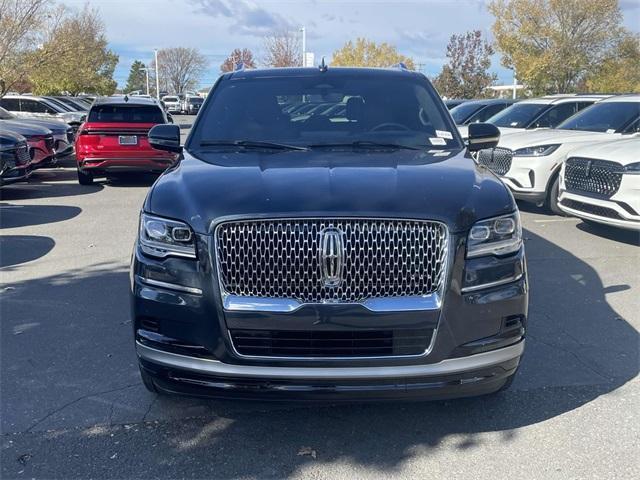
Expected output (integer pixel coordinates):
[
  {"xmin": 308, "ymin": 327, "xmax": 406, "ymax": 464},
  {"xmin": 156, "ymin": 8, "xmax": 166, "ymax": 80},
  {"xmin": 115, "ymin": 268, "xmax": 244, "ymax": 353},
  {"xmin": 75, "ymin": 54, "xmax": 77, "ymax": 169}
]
[
  {"xmin": 223, "ymin": 292, "xmax": 442, "ymax": 313},
  {"xmin": 136, "ymin": 276, "xmax": 203, "ymax": 295},
  {"xmin": 136, "ymin": 340, "xmax": 524, "ymax": 379},
  {"xmin": 460, "ymin": 272, "xmax": 524, "ymax": 293}
]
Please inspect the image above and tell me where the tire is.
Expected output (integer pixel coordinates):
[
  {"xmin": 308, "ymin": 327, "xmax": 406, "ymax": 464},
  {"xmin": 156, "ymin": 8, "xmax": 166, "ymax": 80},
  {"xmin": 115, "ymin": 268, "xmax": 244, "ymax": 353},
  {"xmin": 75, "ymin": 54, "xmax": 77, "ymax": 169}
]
[
  {"xmin": 77, "ymin": 168, "xmax": 93, "ymax": 185},
  {"xmin": 545, "ymin": 175, "xmax": 564, "ymax": 216},
  {"xmin": 139, "ymin": 366, "xmax": 158, "ymax": 393}
]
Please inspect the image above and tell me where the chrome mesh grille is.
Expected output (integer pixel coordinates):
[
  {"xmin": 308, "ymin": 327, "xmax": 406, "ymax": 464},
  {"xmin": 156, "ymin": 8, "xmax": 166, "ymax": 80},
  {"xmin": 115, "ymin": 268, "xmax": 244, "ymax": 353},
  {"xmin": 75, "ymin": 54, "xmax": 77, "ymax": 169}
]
[
  {"xmin": 15, "ymin": 141, "xmax": 30, "ymax": 166},
  {"xmin": 477, "ymin": 147, "xmax": 513, "ymax": 176},
  {"xmin": 216, "ymin": 219, "xmax": 448, "ymax": 304},
  {"xmin": 565, "ymin": 157, "xmax": 623, "ymax": 198}
]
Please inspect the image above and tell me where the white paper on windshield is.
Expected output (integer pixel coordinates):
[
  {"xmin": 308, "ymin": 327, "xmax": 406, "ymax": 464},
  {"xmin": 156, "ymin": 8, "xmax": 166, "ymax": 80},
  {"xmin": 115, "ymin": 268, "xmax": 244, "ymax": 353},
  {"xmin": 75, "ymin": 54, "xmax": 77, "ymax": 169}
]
[
  {"xmin": 510, "ymin": 122, "xmax": 518, "ymax": 127},
  {"xmin": 606, "ymin": 129, "xmax": 616, "ymax": 134},
  {"xmin": 433, "ymin": 151, "xmax": 450, "ymax": 156},
  {"xmin": 435, "ymin": 130, "xmax": 453, "ymax": 139},
  {"xmin": 429, "ymin": 137, "xmax": 447, "ymax": 145}
]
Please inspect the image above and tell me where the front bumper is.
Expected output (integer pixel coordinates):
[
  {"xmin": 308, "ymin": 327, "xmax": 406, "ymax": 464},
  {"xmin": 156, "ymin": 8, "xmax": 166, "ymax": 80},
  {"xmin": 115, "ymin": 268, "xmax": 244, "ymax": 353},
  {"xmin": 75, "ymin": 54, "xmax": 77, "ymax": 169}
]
[
  {"xmin": 138, "ymin": 341, "xmax": 523, "ymax": 400},
  {"xmin": 131, "ymin": 230, "xmax": 528, "ymax": 400},
  {"xmin": 500, "ymin": 156, "xmax": 559, "ymax": 204}
]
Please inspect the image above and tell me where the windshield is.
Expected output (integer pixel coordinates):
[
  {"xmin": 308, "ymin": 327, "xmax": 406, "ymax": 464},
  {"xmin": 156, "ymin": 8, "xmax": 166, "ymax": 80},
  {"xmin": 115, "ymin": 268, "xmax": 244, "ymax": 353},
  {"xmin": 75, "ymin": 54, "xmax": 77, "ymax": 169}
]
[
  {"xmin": 450, "ymin": 103, "xmax": 482, "ymax": 124},
  {"xmin": 189, "ymin": 74, "xmax": 461, "ymax": 150},
  {"xmin": 88, "ymin": 105, "xmax": 165, "ymax": 123},
  {"xmin": 163, "ymin": 97, "xmax": 178, "ymax": 102},
  {"xmin": 188, "ymin": 97, "xmax": 203, "ymax": 104},
  {"xmin": 487, "ymin": 103, "xmax": 549, "ymax": 128},
  {"xmin": 0, "ymin": 107, "xmax": 14, "ymax": 120},
  {"xmin": 557, "ymin": 102, "xmax": 640, "ymax": 132}
]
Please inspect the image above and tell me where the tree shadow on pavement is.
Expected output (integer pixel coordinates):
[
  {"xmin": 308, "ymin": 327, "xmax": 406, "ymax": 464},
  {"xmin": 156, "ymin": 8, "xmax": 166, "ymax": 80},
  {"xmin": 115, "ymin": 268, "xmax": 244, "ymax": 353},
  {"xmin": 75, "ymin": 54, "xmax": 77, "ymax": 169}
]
[
  {"xmin": 0, "ymin": 170, "xmax": 103, "ymax": 200},
  {"xmin": 0, "ymin": 204, "xmax": 81, "ymax": 229},
  {"xmin": 0, "ymin": 235, "xmax": 55, "ymax": 268},
  {"xmin": 1, "ymin": 227, "xmax": 637, "ymax": 479}
]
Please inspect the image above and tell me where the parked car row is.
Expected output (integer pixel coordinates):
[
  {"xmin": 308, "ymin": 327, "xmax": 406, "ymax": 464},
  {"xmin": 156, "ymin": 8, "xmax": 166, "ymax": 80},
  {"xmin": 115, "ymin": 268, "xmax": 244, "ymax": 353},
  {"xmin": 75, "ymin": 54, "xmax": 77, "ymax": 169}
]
[
  {"xmin": 473, "ymin": 94, "xmax": 640, "ymax": 230},
  {"xmin": 160, "ymin": 94, "xmax": 203, "ymax": 115},
  {"xmin": 0, "ymin": 105, "xmax": 78, "ymax": 185}
]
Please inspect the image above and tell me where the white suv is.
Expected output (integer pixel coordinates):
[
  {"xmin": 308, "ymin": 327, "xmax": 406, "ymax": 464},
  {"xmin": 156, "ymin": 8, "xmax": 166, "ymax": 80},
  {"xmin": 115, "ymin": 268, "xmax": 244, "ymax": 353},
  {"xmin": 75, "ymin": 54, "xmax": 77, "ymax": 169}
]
[
  {"xmin": 458, "ymin": 94, "xmax": 607, "ymax": 139},
  {"xmin": 558, "ymin": 138, "xmax": 640, "ymax": 230},
  {"xmin": 161, "ymin": 95, "xmax": 182, "ymax": 114},
  {"xmin": 478, "ymin": 95, "xmax": 640, "ymax": 213},
  {"xmin": 0, "ymin": 95, "xmax": 85, "ymax": 128}
]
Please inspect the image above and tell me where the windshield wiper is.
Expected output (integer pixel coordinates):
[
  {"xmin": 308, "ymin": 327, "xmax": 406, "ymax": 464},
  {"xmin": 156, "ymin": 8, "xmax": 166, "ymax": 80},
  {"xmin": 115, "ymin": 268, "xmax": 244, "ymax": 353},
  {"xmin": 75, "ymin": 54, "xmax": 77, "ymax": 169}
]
[
  {"xmin": 308, "ymin": 141, "xmax": 421, "ymax": 150},
  {"xmin": 198, "ymin": 140, "xmax": 309, "ymax": 151}
]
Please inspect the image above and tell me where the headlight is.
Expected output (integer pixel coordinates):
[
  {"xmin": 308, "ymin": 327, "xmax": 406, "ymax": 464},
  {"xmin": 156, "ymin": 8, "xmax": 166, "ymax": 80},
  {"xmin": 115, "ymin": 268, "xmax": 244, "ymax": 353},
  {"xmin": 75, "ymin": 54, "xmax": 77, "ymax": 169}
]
[
  {"xmin": 513, "ymin": 144, "xmax": 560, "ymax": 157},
  {"xmin": 467, "ymin": 212, "xmax": 522, "ymax": 258},
  {"xmin": 139, "ymin": 213, "xmax": 196, "ymax": 259},
  {"xmin": 623, "ymin": 162, "xmax": 640, "ymax": 174}
]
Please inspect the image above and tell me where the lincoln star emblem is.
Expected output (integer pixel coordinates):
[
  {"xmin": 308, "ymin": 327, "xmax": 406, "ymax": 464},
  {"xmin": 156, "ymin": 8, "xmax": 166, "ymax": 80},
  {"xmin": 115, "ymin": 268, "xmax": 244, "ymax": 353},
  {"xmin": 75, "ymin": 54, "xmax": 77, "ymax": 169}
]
[
  {"xmin": 584, "ymin": 160, "xmax": 592, "ymax": 178},
  {"xmin": 319, "ymin": 227, "xmax": 344, "ymax": 287}
]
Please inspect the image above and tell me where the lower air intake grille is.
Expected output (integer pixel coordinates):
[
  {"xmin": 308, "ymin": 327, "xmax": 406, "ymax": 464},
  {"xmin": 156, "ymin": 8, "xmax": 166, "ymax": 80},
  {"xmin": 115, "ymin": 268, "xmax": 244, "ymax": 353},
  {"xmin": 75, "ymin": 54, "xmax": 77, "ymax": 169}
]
[
  {"xmin": 561, "ymin": 199, "xmax": 624, "ymax": 220},
  {"xmin": 230, "ymin": 329, "xmax": 434, "ymax": 357}
]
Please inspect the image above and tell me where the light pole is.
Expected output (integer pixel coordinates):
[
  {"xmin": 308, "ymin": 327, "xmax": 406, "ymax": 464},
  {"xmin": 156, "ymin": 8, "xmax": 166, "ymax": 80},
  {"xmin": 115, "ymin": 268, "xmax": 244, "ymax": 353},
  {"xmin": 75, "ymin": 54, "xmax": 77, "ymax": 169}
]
[
  {"xmin": 140, "ymin": 67, "xmax": 150, "ymax": 95},
  {"xmin": 154, "ymin": 49, "xmax": 160, "ymax": 99},
  {"xmin": 300, "ymin": 26, "xmax": 306, "ymax": 66}
]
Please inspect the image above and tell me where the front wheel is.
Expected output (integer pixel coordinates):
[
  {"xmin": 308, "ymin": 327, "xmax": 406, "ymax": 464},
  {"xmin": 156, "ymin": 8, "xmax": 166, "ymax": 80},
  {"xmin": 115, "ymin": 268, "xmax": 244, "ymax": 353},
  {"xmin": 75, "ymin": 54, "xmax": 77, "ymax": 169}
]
[
  {"xmin": 545, "ymin": 176, "xmax": 564, "ymax": 216},
  {"xmin": 77, "ymin": 168, "xmax": 93, "ymax": 185}
]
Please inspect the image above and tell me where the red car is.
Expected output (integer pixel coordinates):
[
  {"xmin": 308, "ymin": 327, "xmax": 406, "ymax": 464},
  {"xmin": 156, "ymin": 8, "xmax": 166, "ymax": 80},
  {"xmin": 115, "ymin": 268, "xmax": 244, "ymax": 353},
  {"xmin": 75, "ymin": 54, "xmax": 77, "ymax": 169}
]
[{"xmin": 75, "ymin": 96, "xmax": 178, "ymax": 185}]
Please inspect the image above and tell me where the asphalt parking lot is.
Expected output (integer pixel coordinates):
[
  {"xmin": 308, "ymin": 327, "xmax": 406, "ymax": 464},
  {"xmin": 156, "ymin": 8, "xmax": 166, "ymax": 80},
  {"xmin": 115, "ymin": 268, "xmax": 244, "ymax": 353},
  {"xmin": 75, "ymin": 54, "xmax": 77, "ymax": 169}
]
[{"xmin": 1, "ymin": 116, "xmax": 639, "ymax": 479}]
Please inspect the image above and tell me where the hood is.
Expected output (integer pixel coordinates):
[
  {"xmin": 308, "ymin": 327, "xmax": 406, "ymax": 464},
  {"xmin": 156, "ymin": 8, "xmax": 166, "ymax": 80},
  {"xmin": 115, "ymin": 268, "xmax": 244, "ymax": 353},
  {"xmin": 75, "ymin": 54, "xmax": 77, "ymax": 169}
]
[
  {"xmin": 569, "ymin": 137, "xmax": 640, "ymax": 165},
  {"xmin": 499, "ymin": 128, "xmax": 617, "ymax": 150},
  {"xmin": 13, "ymin": 117, "xmax": 69, "ymax": 134},
  {"xmin": 0, "ymin": 120, "xmax": 51, "ymax": 137},
  {"xmin": 497, "ymin": 127, "xmax": 526, "ymax": 136},
  {"xmin": 0, "ymin": 130, "xmax": 26, "ymax": 147},
  {"xmin": 146, "ymin": 149, "xmax": 516, "ymax": 235}
]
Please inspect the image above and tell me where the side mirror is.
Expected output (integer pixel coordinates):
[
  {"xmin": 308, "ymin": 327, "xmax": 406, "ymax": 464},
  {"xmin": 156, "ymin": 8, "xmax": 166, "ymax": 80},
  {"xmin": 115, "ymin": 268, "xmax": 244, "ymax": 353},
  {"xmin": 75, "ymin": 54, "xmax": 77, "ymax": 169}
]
[
  {"xmin": 467, "ymin": 123, "xmax": 500, "ymax": 152},
  {"xmin": 149, "ymin": 124, "xmax": 182, "ymax": 153},
  {"xmin": 166, "ymin": 113, "xmax": 174, "ymax": 124},
  {"xmin": 80, "ymin": 114, "xmax": 87, "ymax": 122}
]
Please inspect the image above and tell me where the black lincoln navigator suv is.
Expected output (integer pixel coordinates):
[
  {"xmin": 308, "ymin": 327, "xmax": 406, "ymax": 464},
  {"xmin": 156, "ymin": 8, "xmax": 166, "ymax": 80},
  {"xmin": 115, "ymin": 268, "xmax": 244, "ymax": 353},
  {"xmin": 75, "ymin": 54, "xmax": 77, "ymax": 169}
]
[{"xmin": 131, "ymin": 66, "xmax": 528, "ymax": 400}]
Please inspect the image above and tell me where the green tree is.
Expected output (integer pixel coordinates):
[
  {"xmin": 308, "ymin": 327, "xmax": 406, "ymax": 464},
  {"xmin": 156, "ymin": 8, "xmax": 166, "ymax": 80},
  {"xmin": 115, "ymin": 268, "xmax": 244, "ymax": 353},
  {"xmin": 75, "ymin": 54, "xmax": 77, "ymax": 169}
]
[
  {"xmin": 585, "ymin": 33, "xmax": 640, "ymax": 93},
  {"xmin": 221, "ymin": 48, "xmax": 256, "ymax": 73},
  {"xmin": 29, "ymin": 6, "xmax": 118, "ymax": 95},
  {"xmin": 433, "ymin": 30, "xmax": 496, "ymax": 99},
  {"xmin": 331, "ymin": 38, "xmax": 415, "ymax": 69},
  {"xmin": 125, "ymin": 60, "xmax": 147, "ymax": 93},
  {"xmin": 489, "ymin": 0, "xmax": 624, "ymax": 94}
]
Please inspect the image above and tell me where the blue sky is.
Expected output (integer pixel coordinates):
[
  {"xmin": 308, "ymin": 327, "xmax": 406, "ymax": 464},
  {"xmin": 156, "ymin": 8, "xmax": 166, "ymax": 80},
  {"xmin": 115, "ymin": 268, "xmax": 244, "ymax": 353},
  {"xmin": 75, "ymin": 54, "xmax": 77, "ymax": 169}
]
[{"xmin": 65, "ymin": 0, "xmax": 640, "ymax": 90}]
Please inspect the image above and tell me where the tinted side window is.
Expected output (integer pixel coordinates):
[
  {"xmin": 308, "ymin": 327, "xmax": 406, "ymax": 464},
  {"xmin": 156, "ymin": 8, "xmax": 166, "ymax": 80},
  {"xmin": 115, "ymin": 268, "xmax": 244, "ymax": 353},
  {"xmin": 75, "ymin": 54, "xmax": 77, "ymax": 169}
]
[
  {"xmin": 531, "ymin": 103, "xmax": 578, "ymax": 128},
  {"xmin": 468, "ymin": 103, "xmax": 509, "ymax": 123},
  {"xmin": 0, "ymin": 98, "xmax": 20, "ymax": 111},
  {"xmin": 576, "ymin": 102, "xmax": 594, "ymax": 112},
  {"xmin": 20, "ymin": 99, "xmax": 49, "ymax": 113}
]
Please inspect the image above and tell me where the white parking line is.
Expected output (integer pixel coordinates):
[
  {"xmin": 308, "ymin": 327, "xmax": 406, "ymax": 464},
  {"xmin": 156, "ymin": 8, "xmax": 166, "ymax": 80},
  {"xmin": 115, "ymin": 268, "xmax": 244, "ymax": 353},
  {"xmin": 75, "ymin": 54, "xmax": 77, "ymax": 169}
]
[{"xmin": 533, "ymin": 218, "xmax": 577, "ymax": 223}]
